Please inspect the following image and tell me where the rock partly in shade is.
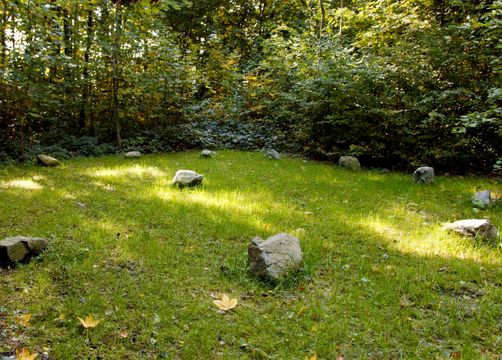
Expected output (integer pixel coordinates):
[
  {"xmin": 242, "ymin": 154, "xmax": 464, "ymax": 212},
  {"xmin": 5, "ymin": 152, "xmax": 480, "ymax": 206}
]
[
  {"xmin": 0, "ymin": 236, "xmax": 48, "ymax": 265},
  {"xmin": 172, "ymin": 170, "xmax": 204, "ymax": 188},
  {"xmin": 248, "ymin": 233, "xmax": 303, "ymax": 281},
  {"xmin": 37, "ymin": 154, "xmax": 60, "ymax": 167},
  {"xmin": 124, "ymin": 151, "xmax": 141, "ymax": 158},
  {"xmin": 201, "ymin": 149, "xmax": 215, "ymax": 158},
  {"xmin": 443, "ymin": 219, "xmax": 499, "ymax": 241},
  {"xmin": 338, "ymin": 156, "xmax": 361, "ymax": 171},
  {"xmin": 473, "ymin": 190, "xmax": 491, "ymax": 207},
  {"xmin": 266, "ymin": 149, "xmax": 281, "ymax": 160},
  {"xmin": 413, "ymin": 166, "xmax": 434, "ymax": 183}
]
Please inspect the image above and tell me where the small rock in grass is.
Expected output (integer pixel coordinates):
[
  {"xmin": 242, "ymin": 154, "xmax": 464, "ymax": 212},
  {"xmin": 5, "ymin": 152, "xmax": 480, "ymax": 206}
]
[
  {"xmin": 0, "ymin": 236, "xmax": 48, "ymax": 266},
  {"xmin": 266, "ymin": 149, "xmax": 280, "ymax": 160},
  {"xmin": 413, "ymin": 166, "xmax": 434, "ymax": 183},
  {"xmin": 338, "ymin": 156, "xmax": 361, "ymax": 171},
  {"xmin": 37, "ymin": 154, "xmax": 60, "ymax": 167},
  {"xmin": 472, "ymin": 190, "xmax": 491, "ymax": 208},
  {"xmin": 124, "ymin": 151, "xmax": 141, "ymax": 158},
  {"xmin": 201, "ymin": 149, "xmax": 215, "ymax": 158},
  {"xmin": 248, "ymin": 233, "xmax": 303, "ymax": 281},
  {"xmin": 443, "ymin": 219, "xmax": 499, "ymax": 241},
  {"xmin": 172, "ymin": 170, "xmax": 204, "ymax": 188}
]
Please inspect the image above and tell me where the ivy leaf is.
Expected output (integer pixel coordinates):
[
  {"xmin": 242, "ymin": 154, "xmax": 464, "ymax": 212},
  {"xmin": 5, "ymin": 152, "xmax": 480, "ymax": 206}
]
[
  {"xmin": 15, "ymin": 313, "xmax": 32, "ymax": 327},
  {"xmin": 16, "ymin": 348, "xmax": 38, "ymax": 360},
  {"xmin": 213, "ymin": 294, "xmax": 238, "ymax": 311},
  {"xmin": 77, "ymin": 314, "xmax": 100, "ymax": 328}
]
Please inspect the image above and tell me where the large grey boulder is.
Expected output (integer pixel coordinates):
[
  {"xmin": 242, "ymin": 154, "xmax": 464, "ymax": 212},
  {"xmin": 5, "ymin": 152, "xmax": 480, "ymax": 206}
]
[
  {"xmin": 0, "ymin": 236, "xmax": 48, "ymax": 265},
  {"xmin": 248, "ymin": 233, "xmax": 303, "ymax": 281},
  {"xmin": 338, "ymin": 156, "xmax": 361, "ymax": 171},
  {"xmin": 201, "ymin": 149, "xmax": 215, "ymax": 158},
  {"xmin": 443, "ymin": 219, "xmax": 499, "ymax": 241},
  {"xmin": 37, "ymin": 154, "xmax": 60, "ymax": 167},
  {"xmin": 172, "ymin": 170, "xmax": 204, "ymax": 188},
  {"xmin": 266, "ymin": 149, "xmax": 281, "ymax": 160},
  {"xmin": 473, "ymin": 190, "xmax": 491, "ymax": 208},
  {"xmin": 124, "ymin": 151, "xmax": 141, "ymax": 158},
  {"xmin": 413, "ymin": 166, "xmax": 434, "ymax": 183}
]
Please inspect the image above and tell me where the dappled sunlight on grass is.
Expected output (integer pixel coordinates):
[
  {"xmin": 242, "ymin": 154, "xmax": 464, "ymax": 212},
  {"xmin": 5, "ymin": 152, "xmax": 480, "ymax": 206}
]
[
  {"xmin": 153, "ymin": 188, "xmax": 276, "ymax": 217},
  {"xmin": 1, "ymin": 151, "xmax": 501, "ymax": 359},
  {"xmin": 0, "ymin": 178, "xmax": 43, "ymax": 190},
  {"xmin": 86, "ymin": 164, "xmax": 166, "ymax": 179},
  {"xmin": 359, "ymin": 215, "xmax": 500, "ymax": 264}
]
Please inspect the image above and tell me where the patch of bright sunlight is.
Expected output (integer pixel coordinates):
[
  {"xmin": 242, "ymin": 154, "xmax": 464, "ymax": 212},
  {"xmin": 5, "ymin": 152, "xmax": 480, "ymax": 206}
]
[
  {"xmin": 88, "ymin": 165, "xmax": 165, "ymax": 178},
  {"xmin": 155, "ymin": 189, "xmax": 271, "ymax": 215},
  {"xmin": 83, "ymin": 218, "xmax": 123, "ymax": 236},
  {"xmin": 0, "ymin": 179, "xmax": 43, "ymax": 190},
  {"xmin": 360, "ymin": 216, "xmax": 497, "ymax": 264}
]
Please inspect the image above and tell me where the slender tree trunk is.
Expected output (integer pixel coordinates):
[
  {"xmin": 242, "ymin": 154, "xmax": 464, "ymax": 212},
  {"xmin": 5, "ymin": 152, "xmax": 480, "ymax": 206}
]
[
  {"xmin": 63, "ymin": 8, "xmax": 72, "ymax": 57},
  {"xmin": 1, "ymin": 0, "xmax": 7, "ymax": 66},
  {"xmin": 112, "ymin": 1, "xmax": 122, "ymax": 147},
  {"xmin": 317, "ymin": 0, "xmax": 325, "ymax": 64},
  {"xmin": 80, "ymin": 9, "xmax": 93, "ymax": 133},
  {"xmin": 319, "ymin": 0, "xmax": 325, "ymax": 34},
  {"xmin": 258, "ymin": 0, "xmax": 267, "ymax": 38},
  {"xmin": 49, "ymin": 4, "xmax": 61, "ymax": 81},
  {"xmin": 20, "ymin": 1, "xmax": 35, "ymax": 160},
  {"xmin": 339, "ymin": 0, "xmax": 344, "ymax": 38}
]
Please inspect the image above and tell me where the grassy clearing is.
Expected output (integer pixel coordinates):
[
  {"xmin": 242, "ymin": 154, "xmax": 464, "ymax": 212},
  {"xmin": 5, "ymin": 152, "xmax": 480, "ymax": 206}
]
[{"xmin": 0, "ymin": 150, "xmax": 501, "ymax": 359}]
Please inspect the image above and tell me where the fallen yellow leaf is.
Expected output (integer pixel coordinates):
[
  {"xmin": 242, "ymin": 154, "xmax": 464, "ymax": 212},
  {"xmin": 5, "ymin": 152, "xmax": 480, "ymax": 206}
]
[
  {"xmin": 16, "ymin": 348, "xmax": 38, "ymax": 360},
  {"xmin": 15, "ymin": 313, "xmax": 32, "ymax": 327},
  {"xmin": 294, "ymin": 228, "xmax": 306, "ymax": 237},
  {"xmin": 77, "ymin": 314, "xmax": 100, "ymax": 328},
  {"xmin": 213, "ymin": 294, "xmax": 238, "ymax": 311},
  {"xmin": 58, "ymin": 313, "xmax": 65, "ymax": 321},
  {"xmin": 304, "ymin": 355, "xmax": 317, "ymax": 360}
]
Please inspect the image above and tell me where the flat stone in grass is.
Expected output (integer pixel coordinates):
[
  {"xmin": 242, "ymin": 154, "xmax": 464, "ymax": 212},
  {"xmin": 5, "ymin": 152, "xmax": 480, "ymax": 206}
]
[
  {"xmin": 473, "ymin": 190, "xmax": 491, "ymax": 207},
  {"xmin": 201, "ymin": 149, "xmax": 215, "ymax": 158},
  {"xmin": 0, "ymin": 236, "xmax": 48, "ymax": 266},
  {"xmin": 266, "ymin": 149, "xmax": 281, "ymax": 160},
  {"xmin": 172, "ymin": 170, "xmax": 203, "ymax": 188},
  {"xmin": 338, "ymin": 156, "xmax": 361, "ymax": 171},
  {"xmin": 37, "ymin": 154, "xmax": 60, "ymax": 167},
  {"xmin": 248, "ymin": 233, "xmax": 303, "ymax": 281},
  {"xmin": 413, "ymin": 166, "xmax": 434, "ymax": 183},
  {"xmin": 443, "ymin": 219, "xmax": 499, "ymax": 241},
  {"xmin": 124, "ymin": 151, "xmax": 141, "ymax": 158}
]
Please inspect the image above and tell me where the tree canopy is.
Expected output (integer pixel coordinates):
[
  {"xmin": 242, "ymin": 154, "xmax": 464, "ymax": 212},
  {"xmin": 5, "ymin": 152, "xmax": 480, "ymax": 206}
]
[{"xmin": 0, "ymin": 0, "xmax": 501, "ymax": 172}]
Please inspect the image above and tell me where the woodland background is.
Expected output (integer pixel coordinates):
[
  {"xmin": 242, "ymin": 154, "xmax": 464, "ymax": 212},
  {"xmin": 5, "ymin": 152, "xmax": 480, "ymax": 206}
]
[{"xmin": 0, "ymin": 0, "xmax": 501, "ymax": 173}]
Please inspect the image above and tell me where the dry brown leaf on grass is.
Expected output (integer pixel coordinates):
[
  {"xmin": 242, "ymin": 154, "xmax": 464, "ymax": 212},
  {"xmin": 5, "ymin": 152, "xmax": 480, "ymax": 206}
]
[
  {"xmin": 15, "ymin": 314, "xmax": 32, "ymax": 327},
  {"xmin": 399, "ymin": 294, "xmax": 415, "ymax": 308},
  {"xmin": 16, "ymin": 348, "xmax": 38, "ymax": 360},
  {"xmin": 213, "ymin": 294, "xmax": 238, "ymax": 311},
  {"xmin": 77, "ymin": 314, "xmax": 100, "ymax": 328}
]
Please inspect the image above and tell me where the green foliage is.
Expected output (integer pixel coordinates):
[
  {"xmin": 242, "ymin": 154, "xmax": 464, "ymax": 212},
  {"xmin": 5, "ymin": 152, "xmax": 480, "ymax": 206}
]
[{"xmin": 0, "ymin": 0, "xmax": 500, "ymax": 173}]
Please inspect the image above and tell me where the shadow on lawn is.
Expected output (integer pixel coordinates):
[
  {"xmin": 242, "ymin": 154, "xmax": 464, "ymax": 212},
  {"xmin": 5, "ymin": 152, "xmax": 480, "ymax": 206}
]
[{"xmin": 0, "ymin": 154, "xmax": 500, "ymax": 358}]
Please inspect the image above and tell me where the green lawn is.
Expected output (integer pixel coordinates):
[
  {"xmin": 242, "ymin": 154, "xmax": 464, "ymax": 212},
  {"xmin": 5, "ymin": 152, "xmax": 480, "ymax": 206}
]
[{"xmin": 0, "ymin": 150, "xmax": 501, "ymax": 359}]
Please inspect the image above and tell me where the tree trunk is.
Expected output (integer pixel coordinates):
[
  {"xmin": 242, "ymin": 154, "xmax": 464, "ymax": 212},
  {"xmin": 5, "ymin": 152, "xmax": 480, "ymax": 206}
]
[
  {"xmin": 1, "ymin": 0, "xmax": 7, "ymax": 66},
  {"xmin": 63, "ymin": 8, "xmax": 72, "ymax": 57},
  {"xmin": 80, "ymin": 9, "xmax": 93, "ymax": 133},
  {"xmin": 319, "ymin": 0, "xmax": 325, "ymax": 34},
  {"xmin": 339, "ymin": 0, "xmax": 344, "ymax": 38},
  {"xmin": 112, "ymin": 1, "xmax": 123, "ymax": 147}
]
